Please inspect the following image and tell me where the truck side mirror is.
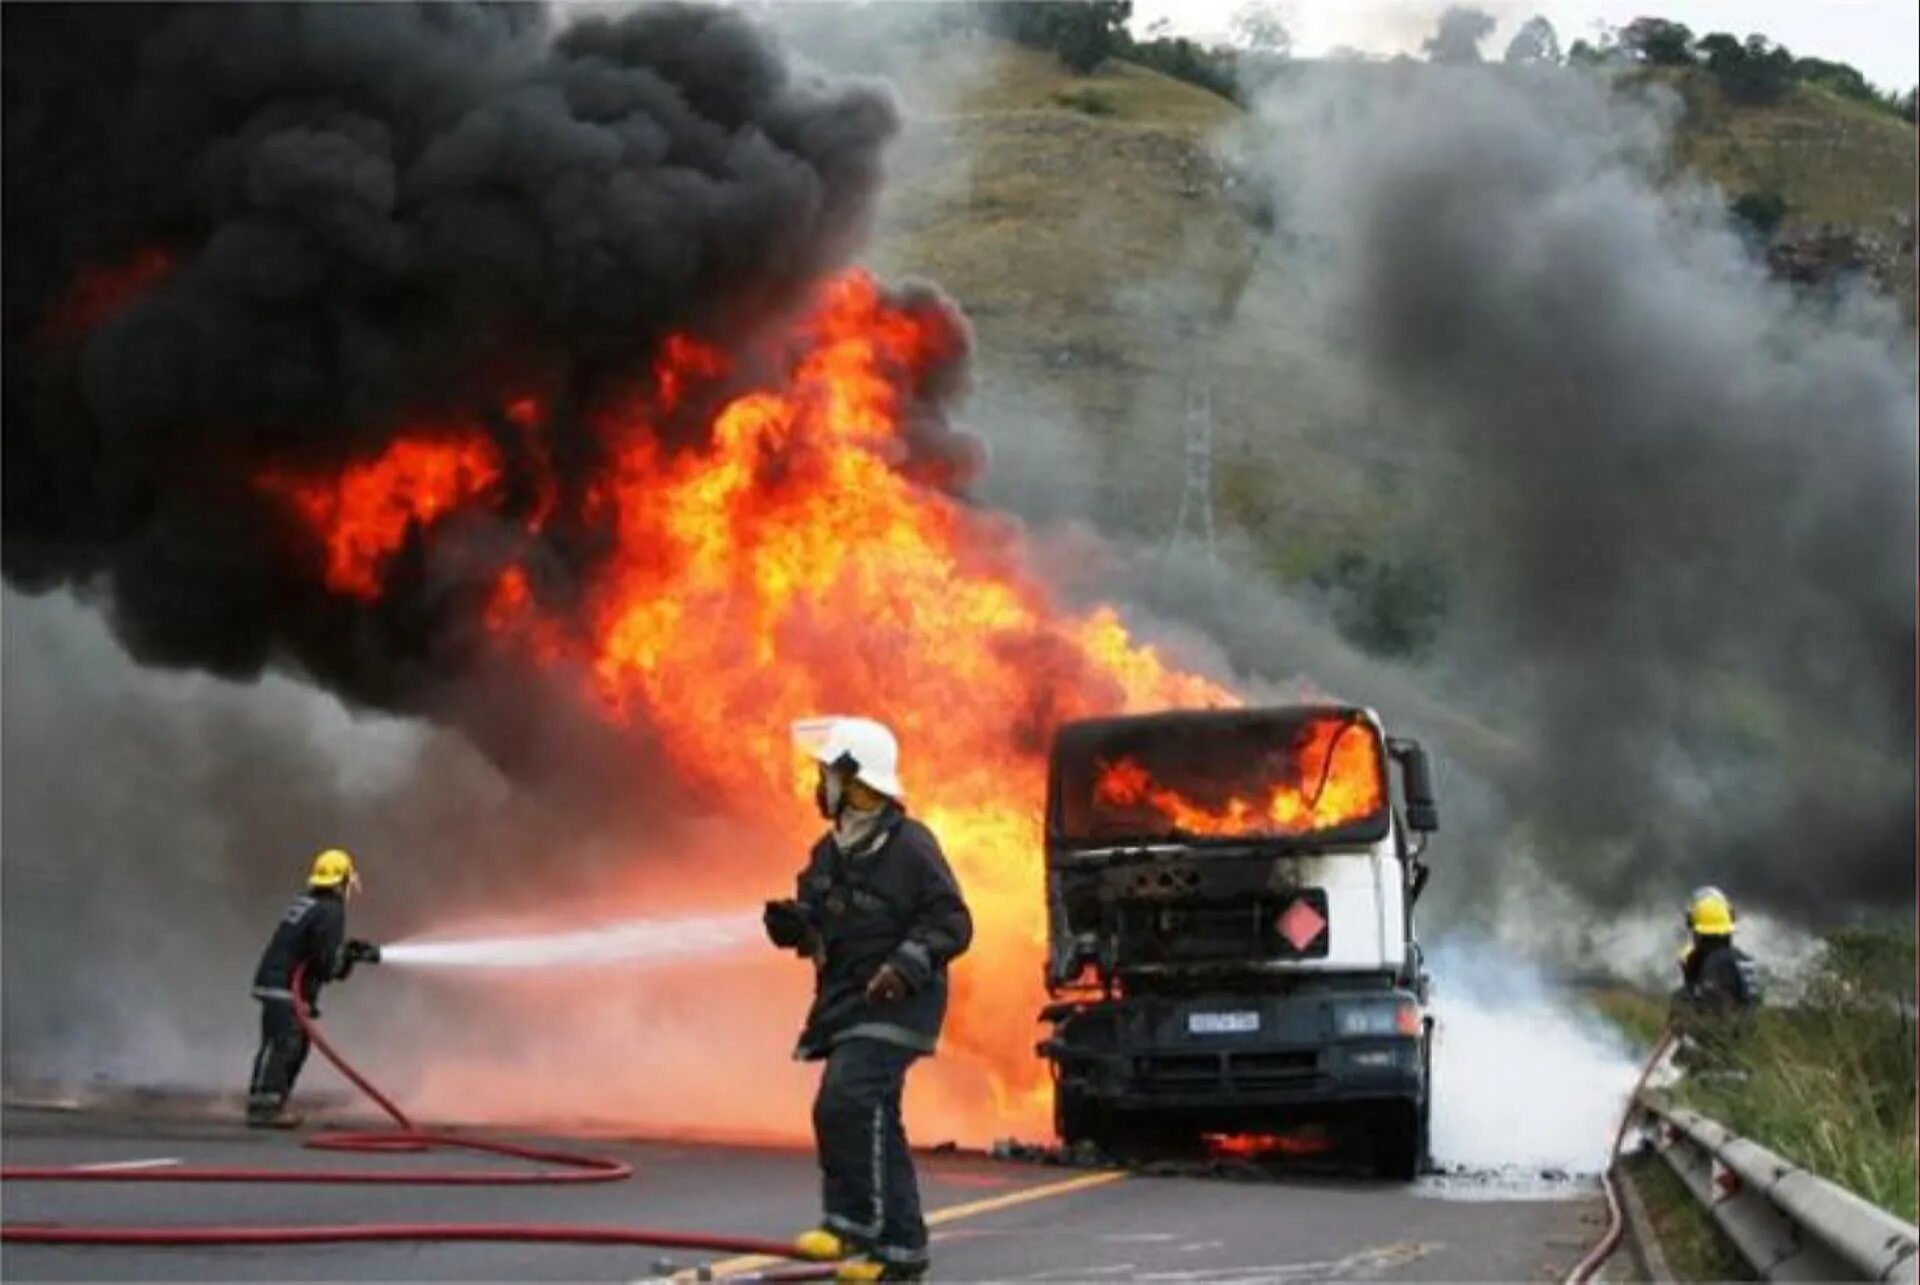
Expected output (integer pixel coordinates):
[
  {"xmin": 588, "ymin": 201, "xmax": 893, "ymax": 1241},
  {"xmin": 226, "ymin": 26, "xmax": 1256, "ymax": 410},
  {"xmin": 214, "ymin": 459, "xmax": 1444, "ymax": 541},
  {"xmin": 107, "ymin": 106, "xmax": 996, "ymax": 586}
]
[{"xmin": 1388, "ymin": 738, "xmax": 1439, "ymax": 834}]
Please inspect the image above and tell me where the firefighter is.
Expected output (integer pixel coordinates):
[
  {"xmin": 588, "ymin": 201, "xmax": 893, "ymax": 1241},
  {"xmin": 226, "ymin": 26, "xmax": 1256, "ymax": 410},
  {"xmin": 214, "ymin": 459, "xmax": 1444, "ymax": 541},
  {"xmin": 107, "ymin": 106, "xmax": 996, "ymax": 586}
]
[
  {"xmin": 764, "ymin": 717, "xmax": 973, "ymax": 1283},
  {"xmin": 246, "ymin": 848, "xmax": 380, "ymax": 1128},
  {"xmin": 1670, "ymin": 886, "xmax": 1759, "ymax": 1069}
]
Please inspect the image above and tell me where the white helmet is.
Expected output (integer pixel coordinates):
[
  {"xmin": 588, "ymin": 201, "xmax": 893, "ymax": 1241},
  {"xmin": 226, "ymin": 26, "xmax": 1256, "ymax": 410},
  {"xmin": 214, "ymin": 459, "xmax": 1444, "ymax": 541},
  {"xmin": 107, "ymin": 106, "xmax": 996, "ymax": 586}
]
[{"xmin": 791, "ymin": 716, "xmax": 904, "ymax": 800}]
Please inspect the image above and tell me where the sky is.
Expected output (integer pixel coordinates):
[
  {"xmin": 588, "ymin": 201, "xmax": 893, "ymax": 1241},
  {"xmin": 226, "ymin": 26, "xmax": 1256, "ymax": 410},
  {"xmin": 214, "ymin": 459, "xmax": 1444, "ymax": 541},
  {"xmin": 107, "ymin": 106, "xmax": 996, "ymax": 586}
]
[{"xmin": 1132, "ymin": 0, "xmax": 1920, "ymax": 92}]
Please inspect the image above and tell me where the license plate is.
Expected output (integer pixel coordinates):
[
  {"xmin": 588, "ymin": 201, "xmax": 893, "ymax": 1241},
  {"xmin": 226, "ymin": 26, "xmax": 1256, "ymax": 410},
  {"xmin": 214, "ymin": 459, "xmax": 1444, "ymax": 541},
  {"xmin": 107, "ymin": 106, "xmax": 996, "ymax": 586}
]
[{"xmin": 1188, "ymin": 1011, "xmax": 1260, "ymax": 1035}]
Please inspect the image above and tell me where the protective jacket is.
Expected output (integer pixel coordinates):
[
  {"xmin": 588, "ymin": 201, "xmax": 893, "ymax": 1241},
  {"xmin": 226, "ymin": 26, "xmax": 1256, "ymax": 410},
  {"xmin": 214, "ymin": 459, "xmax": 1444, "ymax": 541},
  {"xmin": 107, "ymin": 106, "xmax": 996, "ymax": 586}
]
[
  {"xmin": 251, "ymin": 888, "xmax": 354, "ymax": 1010},
  {"xmin": 792, "ymin": 809, "xmax": 972, "ymax": 1059},
  {"xmin": 1681, "ymin": 935, "xmax": 1760, "ymax": 1012}
]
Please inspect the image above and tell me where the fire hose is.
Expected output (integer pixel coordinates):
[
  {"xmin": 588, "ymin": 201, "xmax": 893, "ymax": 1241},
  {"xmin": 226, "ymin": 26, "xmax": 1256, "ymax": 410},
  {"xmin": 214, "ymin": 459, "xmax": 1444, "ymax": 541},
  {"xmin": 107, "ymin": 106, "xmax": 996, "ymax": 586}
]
[
  {"xmin": 0, "ymin": 961, "xmax": 812, "ymax": 1270},
  {"xmin": 1564, "ymin": 1026, "xmax": 1679, "ymax": 1285}
]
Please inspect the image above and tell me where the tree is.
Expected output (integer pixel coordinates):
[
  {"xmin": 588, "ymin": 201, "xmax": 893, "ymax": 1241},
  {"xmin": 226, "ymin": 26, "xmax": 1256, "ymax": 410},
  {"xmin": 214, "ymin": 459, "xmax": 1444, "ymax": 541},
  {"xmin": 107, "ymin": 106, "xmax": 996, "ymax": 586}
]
[
  {"xmin": 986, "ymin": 2, "xmax": 1132, "ymax": 74},
  {"xmin": 1619, "ymin": 16, "xmax": 1695, "ymax": 66},
  {"xmin": 1422, "ymin": 5, "xmax": 1496, "ymax": 65},
  {"xmin": 1792, "ymin": 56, "xmax": 1883, "ymax": 105},
  {"xmin": 1230, "ymin": 2, "xmax": 1291, "ymax": 56},
  {"xmin": 1503, "ymin": 15, "xmax": 1562, "ymax": 65},
  {"xmin": 1128, "ymin": 35, "xmax": 1239, "ymax": 101},
  {"xmin": 1693, "ymin": 32, "xmax": 1741, "ymax": 66},
  {"xmin": 1897, "ymin": 86, "xmax": 1918, "ymax": 124},
  {"xmin": 1696, "ymin": 31, "xmax": 1794, "ymax": 104}
]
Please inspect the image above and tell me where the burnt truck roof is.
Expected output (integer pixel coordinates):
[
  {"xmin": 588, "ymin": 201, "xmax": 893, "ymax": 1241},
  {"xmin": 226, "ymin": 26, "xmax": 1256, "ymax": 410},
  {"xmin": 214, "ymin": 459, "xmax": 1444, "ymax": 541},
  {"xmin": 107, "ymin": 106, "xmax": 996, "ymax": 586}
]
[
  {"xmin": 1046, "ymin": 704, "xmax": 1393, "ymax": 852},
  {"xmin": 1051, "ymin": 703, "xmax": 1379, "ymax": 746}
]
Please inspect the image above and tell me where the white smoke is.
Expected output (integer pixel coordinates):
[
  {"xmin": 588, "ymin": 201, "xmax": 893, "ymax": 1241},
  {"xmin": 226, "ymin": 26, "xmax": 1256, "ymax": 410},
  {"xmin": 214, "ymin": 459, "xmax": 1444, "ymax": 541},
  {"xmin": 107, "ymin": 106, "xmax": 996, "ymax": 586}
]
[{"xmin": 1425, "ymin": 939, "xmax": 1641, "ymax": 1175}]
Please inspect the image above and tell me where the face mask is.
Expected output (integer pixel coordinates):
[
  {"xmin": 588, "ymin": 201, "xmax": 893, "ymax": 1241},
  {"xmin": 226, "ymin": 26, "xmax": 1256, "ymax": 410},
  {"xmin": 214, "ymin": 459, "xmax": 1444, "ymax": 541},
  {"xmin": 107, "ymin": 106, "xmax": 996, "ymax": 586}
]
[{"xmin": 815, "ymin": 767, "xmax": 845, "ymax": 820}]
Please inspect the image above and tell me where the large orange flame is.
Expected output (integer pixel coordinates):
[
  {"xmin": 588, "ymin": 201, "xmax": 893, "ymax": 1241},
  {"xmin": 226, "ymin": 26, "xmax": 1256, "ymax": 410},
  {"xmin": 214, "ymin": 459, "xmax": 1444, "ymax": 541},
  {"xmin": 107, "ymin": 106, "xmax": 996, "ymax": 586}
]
[
  {"xmin": 1091, "ymin": 717, "xmax": 1384, "ymax": 838},
  {"xmin": 262, "ymin": 435, "xmax": 503, "ymax": 600},
  {"xmin": 260, "ymin": 269, "xmax": 1236, "ymax": 1132}
]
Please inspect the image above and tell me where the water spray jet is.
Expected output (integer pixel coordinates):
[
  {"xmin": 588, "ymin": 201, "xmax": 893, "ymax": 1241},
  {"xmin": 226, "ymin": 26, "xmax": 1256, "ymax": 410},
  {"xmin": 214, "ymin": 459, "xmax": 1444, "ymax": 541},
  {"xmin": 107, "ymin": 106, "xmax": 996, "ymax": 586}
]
[{"xmin": 379, "ymin": 911, "xmax": 763, "ymax": 972}]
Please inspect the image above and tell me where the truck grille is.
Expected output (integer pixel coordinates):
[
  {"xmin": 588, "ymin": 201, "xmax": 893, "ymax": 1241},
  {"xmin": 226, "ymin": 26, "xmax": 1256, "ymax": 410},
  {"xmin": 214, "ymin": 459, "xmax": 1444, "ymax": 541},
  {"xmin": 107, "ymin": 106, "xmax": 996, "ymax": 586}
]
[
  {"xmin": 1229, "ymin": 1050, "xmax": 1319, "ymax": 1089},
  {"xmin": 1134, "ymin": 1049, "xmax": 1321, "ymax": 1094}
]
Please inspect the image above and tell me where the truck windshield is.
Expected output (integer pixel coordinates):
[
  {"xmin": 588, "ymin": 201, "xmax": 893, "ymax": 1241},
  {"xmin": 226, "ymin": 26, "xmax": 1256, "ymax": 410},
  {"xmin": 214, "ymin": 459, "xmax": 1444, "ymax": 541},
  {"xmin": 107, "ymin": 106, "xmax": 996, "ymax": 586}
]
[{"xmin": 1052, "ymin": 709, "xmax": 1390, "ymax": 846}]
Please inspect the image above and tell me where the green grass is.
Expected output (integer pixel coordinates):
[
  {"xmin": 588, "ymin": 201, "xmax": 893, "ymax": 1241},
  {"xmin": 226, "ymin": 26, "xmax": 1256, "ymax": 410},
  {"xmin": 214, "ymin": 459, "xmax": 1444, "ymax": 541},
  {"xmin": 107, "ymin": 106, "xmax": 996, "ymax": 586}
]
[
  {"xmin": 1587, "ymin": 929, "xmax": 1919, "ymax": 1224},
  {"xmin": 1587, "ymin": 986, "xmax": 1671, "ymax": 1051},
  {"xmin": 1623, "ymin": 1150, "xmax": 1755, "ymax": 1281}
]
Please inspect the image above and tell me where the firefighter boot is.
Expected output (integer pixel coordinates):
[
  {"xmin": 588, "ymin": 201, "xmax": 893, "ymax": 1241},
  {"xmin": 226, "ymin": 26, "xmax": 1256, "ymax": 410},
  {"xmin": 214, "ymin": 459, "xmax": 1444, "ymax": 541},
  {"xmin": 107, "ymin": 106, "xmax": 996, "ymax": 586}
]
[
  {"xmin": 245, "ymin": 1094, "xmax": 303, "ymax": 1129},
  {"xmin": 835, "ymin": 1255, "xmax": 929, "ymax": 1282},
  {"xmin": 793, "ymin": 1228, "xmax": 856, "ymax": 1262}
]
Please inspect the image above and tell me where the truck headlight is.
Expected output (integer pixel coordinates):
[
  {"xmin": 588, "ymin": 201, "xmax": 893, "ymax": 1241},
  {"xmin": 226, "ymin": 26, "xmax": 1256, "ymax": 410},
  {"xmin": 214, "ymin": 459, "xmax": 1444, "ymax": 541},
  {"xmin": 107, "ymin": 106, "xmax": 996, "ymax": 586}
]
[{"xmin": 1333, "ymin": 1000, "xmax": 1421, "ymax": 1038}]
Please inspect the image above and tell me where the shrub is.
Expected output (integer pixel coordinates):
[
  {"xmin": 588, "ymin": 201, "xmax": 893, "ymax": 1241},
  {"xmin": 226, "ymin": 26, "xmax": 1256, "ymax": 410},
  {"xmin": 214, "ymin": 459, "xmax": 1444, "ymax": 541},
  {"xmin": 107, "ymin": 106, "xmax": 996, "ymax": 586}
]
[
  {"xmin": 1729, "ymin": 190, "xmax": 1787, "ymax": 239},
  {"xmin": 1053, "ymin": 87, "xmax": 1116, "ymax": 117}
]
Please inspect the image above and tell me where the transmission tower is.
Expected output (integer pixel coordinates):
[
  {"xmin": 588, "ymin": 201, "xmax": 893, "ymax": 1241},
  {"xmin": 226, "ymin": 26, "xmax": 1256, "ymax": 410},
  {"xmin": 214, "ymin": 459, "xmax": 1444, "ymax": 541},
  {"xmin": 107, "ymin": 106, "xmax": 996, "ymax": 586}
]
[{"xmin": 1164, "ymin": 378, "xmax": 1219, "ymax": 574}]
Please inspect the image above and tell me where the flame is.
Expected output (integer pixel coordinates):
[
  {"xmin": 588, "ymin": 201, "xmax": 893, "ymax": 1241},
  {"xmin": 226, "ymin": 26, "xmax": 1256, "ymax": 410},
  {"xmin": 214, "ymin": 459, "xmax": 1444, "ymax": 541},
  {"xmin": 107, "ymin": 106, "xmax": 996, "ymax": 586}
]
[
  {"xmin": 259, "ymin": 268, "xmax": 1235, "ymax": 1135},
  {"xmin": 262, "ymin": 434, "xmax": 503, "ymax": 599},
  {"xmin": 37, "ymin": 246, "xmax": 177, "ymax": 344},
  {"xmin": 1091, "ymin": 716, "xmax": 1384, "ymax": 837},
  {"xmin": 1204, "ymin": 1130, "xmax": 1335, "ymax": 1160}
]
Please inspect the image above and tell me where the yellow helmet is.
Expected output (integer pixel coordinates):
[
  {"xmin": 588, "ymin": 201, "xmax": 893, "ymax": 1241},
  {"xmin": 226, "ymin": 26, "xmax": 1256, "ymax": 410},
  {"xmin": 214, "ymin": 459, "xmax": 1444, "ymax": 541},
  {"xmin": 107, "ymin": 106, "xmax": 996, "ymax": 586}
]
[
  {"xmin": 308, "ymin": 848, "xmax": 359, "ymax": 891},
  {"xmin": 1687, "ymin": 886, "xmax": 1734, "ymax": 936}
]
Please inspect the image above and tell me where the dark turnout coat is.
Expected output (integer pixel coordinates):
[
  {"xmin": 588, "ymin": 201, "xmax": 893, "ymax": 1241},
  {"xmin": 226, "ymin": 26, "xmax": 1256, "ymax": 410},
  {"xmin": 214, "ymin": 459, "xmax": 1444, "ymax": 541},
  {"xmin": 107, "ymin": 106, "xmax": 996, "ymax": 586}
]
[
  {"xmin": 793, "ymin": 812, "xmax": 972, "ymax": 1059},
  {"xmin": 251, "ymin": 887, "xmax": 354, "ymax": 1011},
  {"xmin": 1681, "ymin": 936, "xmax": 1760, "ymax": 1012}
]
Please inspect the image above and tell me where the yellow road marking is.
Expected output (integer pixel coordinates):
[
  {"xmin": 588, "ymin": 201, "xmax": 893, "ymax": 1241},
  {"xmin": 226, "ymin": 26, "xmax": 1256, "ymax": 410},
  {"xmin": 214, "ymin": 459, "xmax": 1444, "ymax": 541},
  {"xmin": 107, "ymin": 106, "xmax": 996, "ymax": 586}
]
[{"xmin": 678, "ymin": 1169, "xmax": 1128, "ymax": 1280}]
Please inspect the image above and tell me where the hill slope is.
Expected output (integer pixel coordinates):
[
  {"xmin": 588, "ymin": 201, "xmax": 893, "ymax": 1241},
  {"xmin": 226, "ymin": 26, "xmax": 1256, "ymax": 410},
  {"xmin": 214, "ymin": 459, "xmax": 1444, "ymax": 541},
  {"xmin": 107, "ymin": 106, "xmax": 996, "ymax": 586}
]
[{"xmin": 859, "ymin": 47, "xmax": 1915, "ymax": 566}]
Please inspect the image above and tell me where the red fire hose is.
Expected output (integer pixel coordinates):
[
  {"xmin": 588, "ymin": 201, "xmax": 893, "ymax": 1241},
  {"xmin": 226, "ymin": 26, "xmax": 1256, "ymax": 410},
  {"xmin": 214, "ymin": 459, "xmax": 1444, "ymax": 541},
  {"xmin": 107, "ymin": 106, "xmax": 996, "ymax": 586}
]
[
  {"xmin": 0, "ymin": 962, "xmax": 805, "ymax": 1262},
  {"xmin": 1564, "ymin": 1026, "xmax": 1679, "ymax": 1285}
]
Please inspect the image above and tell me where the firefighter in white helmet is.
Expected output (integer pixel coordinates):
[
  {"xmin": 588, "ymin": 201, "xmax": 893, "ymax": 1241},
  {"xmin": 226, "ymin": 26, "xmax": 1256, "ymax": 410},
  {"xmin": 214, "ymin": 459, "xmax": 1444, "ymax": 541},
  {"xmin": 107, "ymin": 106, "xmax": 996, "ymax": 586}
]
[{"xmin": 765, "ymin": 717, "xmax": 972, "ymax": 1282}]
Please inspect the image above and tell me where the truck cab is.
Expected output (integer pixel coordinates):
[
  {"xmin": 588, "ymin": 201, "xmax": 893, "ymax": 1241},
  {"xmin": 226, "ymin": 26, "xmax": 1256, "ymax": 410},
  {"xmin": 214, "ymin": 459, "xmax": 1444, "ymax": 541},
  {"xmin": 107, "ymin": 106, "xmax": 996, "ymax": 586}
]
[{"xmin": 1035, "ymin": 704, "xmax": 1439, "ymax": 1179}]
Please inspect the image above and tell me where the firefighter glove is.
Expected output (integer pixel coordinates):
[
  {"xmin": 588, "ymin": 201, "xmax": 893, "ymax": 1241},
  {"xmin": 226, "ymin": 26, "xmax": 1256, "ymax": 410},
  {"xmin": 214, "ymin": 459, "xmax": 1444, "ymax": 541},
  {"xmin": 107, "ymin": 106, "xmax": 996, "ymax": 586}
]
[{"xmin": 764, "ymin": 899, "xmax": 813, "ymax": 950}]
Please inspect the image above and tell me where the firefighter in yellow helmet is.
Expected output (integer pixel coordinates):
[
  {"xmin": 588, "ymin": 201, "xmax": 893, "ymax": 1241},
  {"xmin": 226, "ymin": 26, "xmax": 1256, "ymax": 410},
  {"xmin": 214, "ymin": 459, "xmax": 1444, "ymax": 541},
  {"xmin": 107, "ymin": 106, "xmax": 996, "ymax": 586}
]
[
  {"xmin": 245, "ymin": 849, "xmax": 381, "ymax": 1127},
  {"xmin": 1670, "ymin": 886, "xmax": 1759, "ymax": 1066}
]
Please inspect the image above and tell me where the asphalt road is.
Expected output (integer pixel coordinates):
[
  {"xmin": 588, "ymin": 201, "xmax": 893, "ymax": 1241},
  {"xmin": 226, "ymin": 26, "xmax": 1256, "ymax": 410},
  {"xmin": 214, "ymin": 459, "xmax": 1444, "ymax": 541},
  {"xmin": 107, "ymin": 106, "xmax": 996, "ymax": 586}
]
[{"xmin": 2, "ymin": 1107, "xmax": 1603, "ymax": 1282}]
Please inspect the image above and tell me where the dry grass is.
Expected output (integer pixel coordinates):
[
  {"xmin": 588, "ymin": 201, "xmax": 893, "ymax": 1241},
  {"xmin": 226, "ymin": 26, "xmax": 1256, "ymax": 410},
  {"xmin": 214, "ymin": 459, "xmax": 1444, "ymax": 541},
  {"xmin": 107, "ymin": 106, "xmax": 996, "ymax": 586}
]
[
  {"xmin": 866, "ymin": 44, "xmax": 1275, "ymax": 535},
  {"xmin": 1648, "ymin": 68, "xmax": 1917, "ymax": 233},
  {"xmin": 864, "ymin": 47, "xmax": 1914, "ymax": 548},
  {"xmin": 939, "ymin": 44, "xmax": 1241, "ymax": 132}
]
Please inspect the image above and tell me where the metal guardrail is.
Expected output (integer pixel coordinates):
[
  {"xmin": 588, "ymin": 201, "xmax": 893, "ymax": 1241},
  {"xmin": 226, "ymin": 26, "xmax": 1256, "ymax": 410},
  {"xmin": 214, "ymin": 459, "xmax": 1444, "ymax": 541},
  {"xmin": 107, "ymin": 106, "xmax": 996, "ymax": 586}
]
[{"xmin": 1635, "ymin": 1094, "xmax": 1919, "ymax": 1282}]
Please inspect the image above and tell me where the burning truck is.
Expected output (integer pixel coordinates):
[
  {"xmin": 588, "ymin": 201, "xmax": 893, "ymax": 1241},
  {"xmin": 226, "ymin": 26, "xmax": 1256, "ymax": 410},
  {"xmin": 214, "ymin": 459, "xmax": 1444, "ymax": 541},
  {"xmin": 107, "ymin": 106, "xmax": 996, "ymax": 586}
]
[{"xmin": 1037, "ymin": 705, "xmax": 1440, "ymax": 1179}]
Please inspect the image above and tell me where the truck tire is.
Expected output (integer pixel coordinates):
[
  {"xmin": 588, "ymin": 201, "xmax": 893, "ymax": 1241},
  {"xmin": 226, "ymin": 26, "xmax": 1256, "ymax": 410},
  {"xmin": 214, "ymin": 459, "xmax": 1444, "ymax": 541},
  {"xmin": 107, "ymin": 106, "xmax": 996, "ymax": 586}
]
[
  {"xmin": 1368, "ymin": 1101, "xmax": 1424, "ymax": 1182},
  {"xmin": 1418, "ymin": 1031, "xmax": 1434, "ymax": 1167},
  {"xmin": 1054, "ymin": 1085, "xmax": 1102, "ymax": 1150}
]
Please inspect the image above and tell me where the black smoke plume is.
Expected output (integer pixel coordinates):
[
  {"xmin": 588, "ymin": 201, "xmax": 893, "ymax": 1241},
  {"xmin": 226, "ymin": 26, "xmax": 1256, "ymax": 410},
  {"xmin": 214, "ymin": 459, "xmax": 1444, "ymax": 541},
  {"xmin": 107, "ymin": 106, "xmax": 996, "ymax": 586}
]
[
  {"xmin": 2, "ymin": 1, "xmax": 967, "ymax": 754},
  {"xmin": 1227, "ymin": 65, "xmax": 1916, "ymax": 924}
]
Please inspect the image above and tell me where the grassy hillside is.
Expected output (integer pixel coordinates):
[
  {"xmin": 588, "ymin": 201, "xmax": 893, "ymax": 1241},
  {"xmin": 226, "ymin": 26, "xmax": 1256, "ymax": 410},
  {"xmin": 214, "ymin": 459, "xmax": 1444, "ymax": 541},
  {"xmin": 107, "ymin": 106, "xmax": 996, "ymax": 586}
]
[
  {"xmin": 862, "ymin": 48, "xmax": 1915, "ymax": 564},
  {"xmin": 1652, "ymin": 68, "xmax": 1917, "ymax": 233}
]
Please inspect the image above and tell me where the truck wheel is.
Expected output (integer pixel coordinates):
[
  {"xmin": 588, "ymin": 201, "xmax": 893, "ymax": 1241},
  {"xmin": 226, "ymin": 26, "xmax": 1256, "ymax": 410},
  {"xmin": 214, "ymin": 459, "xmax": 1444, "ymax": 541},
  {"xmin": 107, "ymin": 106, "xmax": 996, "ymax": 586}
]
[
  {"xmin": 1054, "ymin": 1085, "xmax": 1103, "ymax": 1150},
  {"xmin": 1418, "ymin": 1034, "xmax": 1434, "ymax": 1169},
  {"xmin": 1368, "ymin": 1102, "xmax": 1423, "ymax": 1182}
]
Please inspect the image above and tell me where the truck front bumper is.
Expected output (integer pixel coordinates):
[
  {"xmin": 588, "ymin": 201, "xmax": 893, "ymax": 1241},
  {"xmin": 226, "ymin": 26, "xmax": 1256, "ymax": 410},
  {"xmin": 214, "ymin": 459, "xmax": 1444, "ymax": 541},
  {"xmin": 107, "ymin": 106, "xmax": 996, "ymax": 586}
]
[{"xmin": 1039, "ymin": 991, "xmax": 1426, "ymax": 1114}]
